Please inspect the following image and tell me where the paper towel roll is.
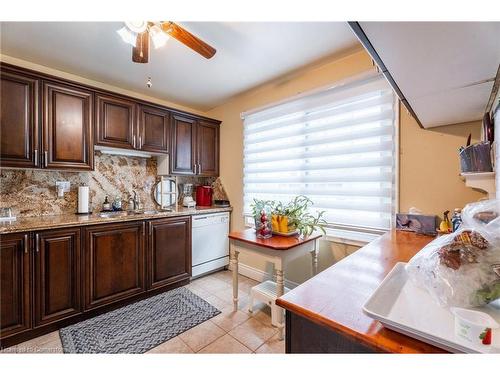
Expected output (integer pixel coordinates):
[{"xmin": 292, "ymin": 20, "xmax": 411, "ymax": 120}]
[{"xmin": 78, "ymin": 186, "xmax": 89, "ymax": 213}]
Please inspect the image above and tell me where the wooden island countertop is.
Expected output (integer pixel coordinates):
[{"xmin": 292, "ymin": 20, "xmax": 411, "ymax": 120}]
[{"xmin": 276, "ymin": 230, "xmax": 447, "ymax": 353}]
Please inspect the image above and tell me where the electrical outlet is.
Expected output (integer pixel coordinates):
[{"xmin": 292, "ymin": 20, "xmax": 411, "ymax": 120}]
[{"xmin": 55, "ymin": 181, "xmax": 70, "ymax": 193}]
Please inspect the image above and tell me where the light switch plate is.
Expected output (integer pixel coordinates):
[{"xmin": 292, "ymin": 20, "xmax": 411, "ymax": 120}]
[{"xmin": 55, "ymin": 181, "xmax": 70, "ymax": 193}]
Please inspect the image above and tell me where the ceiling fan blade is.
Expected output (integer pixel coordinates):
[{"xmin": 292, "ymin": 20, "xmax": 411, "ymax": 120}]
[
  {"xmin": 132, "ymin": 31, "xmax": 150, "ymax": 63},
  {"xmin": 161, "ymin": 22, "xmax": 216, "ymax": 59}
]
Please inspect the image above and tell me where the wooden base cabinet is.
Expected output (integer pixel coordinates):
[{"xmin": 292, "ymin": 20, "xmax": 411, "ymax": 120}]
[
  {"xmin": 34, "ymin": 228, "xmax": 82, "ymax": 327},
  {"xmin": 147, "ymin": 216, "xmax": 191, "ymax": 290},
  {"xmin": 0, "ymin": 233, "xmax": 31, "ymax": 340},
  {"xmin": 84, "ymin": 222, "xmax": 145, "ymax": 310},
  {"xmin": 1, "ymin": 215, "xmax": 194, "ymax": 347}
]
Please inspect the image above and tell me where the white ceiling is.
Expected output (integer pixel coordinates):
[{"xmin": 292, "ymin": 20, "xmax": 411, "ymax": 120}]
[
  {"xmin": 358, "ymin": 22, "xmax": 500, "ymax": 128},
  {"xmin": 0, "ymin": 22, "xmax": 359, "ymax": 111}
]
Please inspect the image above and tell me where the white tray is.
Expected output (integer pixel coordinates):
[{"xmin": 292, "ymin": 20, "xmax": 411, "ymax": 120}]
[{"xmin": 363, "ymin": 262, "xmax": 500, "ymax": 353}]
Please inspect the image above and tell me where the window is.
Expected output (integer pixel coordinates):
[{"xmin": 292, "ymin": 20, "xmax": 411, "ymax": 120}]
[{"xmin": 242, "ymin": 73, "xmax": 397, "ymax": 240}]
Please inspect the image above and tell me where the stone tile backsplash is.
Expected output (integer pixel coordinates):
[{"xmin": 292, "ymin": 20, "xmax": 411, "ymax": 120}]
[{"xmin": 0, "ymin": 151, "xmax": 214, "ymax": 217}]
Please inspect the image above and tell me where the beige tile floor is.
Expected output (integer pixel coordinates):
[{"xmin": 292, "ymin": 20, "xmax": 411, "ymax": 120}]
[{"xmin": 1, "ymin": 270, "xmax": 284, "ymax": 354}]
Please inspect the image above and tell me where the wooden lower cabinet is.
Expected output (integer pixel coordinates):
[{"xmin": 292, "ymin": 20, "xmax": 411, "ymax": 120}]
[
  {"xmin": 1, "ymin": 216, "xmax": 194, "ymax": 347},
  {"xmin": 84, "ymin": 221, "xmax": 145, "ymax": 310},
  {"xmin": 0, "ymin": 233, "xmax": 31, "ymax": 340},
  {"xmin": 34, "ymin": 228, "xmax": 82, "ymax": 327},
  {"xmin": 147, "ymin": 216, "xmax": 191, "ymax": 290}
]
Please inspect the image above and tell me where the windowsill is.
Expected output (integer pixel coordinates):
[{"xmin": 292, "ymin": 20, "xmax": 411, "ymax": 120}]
[{"xmin": 324, "ymin": 227, "xmax": 383, "ymax": 247}]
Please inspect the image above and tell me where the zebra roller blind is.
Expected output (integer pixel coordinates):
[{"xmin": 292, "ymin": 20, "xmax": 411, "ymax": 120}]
[{"xmin": 243, "ymin": 74, "xmax": 397, "ymax": 231}]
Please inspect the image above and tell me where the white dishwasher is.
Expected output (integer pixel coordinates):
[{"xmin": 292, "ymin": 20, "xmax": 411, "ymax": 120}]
[{"xmin": 191, "ymin": 212, "xmax": 230, "ymax": 278}]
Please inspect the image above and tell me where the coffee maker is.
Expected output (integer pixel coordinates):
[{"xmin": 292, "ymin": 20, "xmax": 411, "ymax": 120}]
[{"xmin": 179, "ymin": 183, "xmax": 196, "ymax": 208}]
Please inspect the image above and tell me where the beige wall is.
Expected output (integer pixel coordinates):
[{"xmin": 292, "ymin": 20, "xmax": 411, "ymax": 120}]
[
  {"xmin": 399, "ymin": 108, "xmax": 485, "ymax": 215},
  {"xmin": 206, "ymin": 48, "xmax": 485, "ymax": 283}
]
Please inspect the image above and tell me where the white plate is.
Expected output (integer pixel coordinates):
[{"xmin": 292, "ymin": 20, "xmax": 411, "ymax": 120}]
[{"xmin": 363, "ymin": 262, "xmax": 500, "ymax": 353}]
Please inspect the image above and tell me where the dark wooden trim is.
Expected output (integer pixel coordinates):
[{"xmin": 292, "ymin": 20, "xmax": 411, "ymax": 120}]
[
  {"xmin": 348, "ymin": 22, "xmax": 425, "ymax": 129},
  {"xmin": 0, "ymin": 62, "xmax": 221, "ymax": 125}
]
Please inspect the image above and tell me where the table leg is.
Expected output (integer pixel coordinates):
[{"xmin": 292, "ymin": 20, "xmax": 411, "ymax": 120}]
[
  {"xmin": 231, "ymin": 247, "xmax": 239, "ymax": 312},
  {"xmin": 310, "ymin": 239, "xmax": 319, "ymax": 276},
  {"xmin": 276, "ymin": 268, "xmax": 285, "ymax": 340}
]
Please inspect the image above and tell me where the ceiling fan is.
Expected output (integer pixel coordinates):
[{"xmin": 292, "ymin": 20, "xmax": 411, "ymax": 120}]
[{"xmin": 117, "ymin": 21, "xmax": 216, "ymax": 63}]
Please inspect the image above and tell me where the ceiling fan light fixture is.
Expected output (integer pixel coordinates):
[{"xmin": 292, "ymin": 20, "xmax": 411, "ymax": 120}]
[
  {"xmin": 117, "ymin": 26, "xmax": 137, "ymax": 46},
  {"xmin": 150, "ymin": 25, "xmax": 169, "ymax": 49},
  {"xmin": 125, "ymin": 21, "xmax": 148, "ymax": 34}
]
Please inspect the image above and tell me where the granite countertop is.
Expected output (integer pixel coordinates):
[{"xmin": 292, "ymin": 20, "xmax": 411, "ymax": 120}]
[{"xmin": 0, "ymin": 206, "xmax": 232, "ymax": 234}]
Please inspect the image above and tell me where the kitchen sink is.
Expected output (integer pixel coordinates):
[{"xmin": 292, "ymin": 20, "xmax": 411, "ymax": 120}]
[
  {"xmin": 96, "ymin": 209, "xmax": 172, "ymax": 218},
  {"xmin": 96, "ymin": 211, "xmax": 128, "ymax": 218}
]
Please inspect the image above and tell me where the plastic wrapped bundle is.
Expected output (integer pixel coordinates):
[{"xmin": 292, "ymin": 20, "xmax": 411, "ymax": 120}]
[{"xmin": 406, "ymin": 199, "xmax": 500, "ymax": 308}]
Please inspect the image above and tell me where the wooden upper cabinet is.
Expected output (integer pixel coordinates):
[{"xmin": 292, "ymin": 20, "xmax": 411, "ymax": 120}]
[
  {"xmin": 42, "ymin": 81, "xmax": 93, "ymax": 170},
  {"xmin": 95, "ymin": 94, "xmax": 136, "ymax": 149},
  {"xmin": 34, "ymin": 228, "xmax": 82, "ymax": 327},
  {"xmin": 0, "ymin": 233, "xmax": 31, "ymax": 339},
  {"xmin": 170, "ymin": 114, "xmax": 196, "ymax": 175},
  {"xmin": 138, "ymin": 105, "xmax": 169, "ymax": 153},
  {"xmin": 84, "ymin": 221, "xmax": 145, "ymax": 310},
  {"xmin": 147, "ymin": 216, "xmax": 191, "ymax": 290},
  {"xmin": 0, "ymin": 70, "xmax": 39, "ymax": 168},
  {"xmin": 197, "ymin": 120, "xmax": 219, "ymax": 177}
]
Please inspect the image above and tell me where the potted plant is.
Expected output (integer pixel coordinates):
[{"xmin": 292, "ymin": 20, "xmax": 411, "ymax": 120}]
[{"xmin": 251, "ymin": 196, "xmax": 327, "ymax": 237}]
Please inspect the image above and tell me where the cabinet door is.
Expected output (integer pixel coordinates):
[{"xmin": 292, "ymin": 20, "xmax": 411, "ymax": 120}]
[
  {"xmin": 0, "ymin": 233, "xmax": 31, "ymax": 339},
  {"xmin": 170, "ymin": 114, "xmax": 196, "ymax": 175},
  {"xmin": 196, "ymin": 120, "xmax": 220, "ymax": 177},
  {"xmin": 34, "ymin": 228, "xmax": 81, "ymax": 327},
  {"xmin": 147, "ymin": 217, "xmax": 191, "ymax": 290},
  {"xmin": 138, "ymin": 105, "xmax": 169, "ymax": 153},
  {"xmin": 84, "ymin": 222, "xmax": 145, "ymax": 310},
  {"xmin": 0, "ymin": 70, "xmax": 39, "ymax": 168},
  {"xmin": 95, "ymin": 94, "xmax": 136, "ymax": 149},
  {"xmin": 43, "ymin": 81, "xmax": 93, "ymax": 170}
]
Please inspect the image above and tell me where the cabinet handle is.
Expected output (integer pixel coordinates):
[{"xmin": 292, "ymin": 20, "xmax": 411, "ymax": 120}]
[
  {"xmin": 139, "ymin": 136, "xmax": 142, "ymax": 149},
  {"xmin": 24, "ymin": 234, "xmax": 29, "ymax": 254},
  {"xmin": 44, "ymin": 151, "xmax": 48, "ymax": 168},
  {"xmin": 133, "ymin": 135, "xmax": 136, "ymax": 149},
  {"xmin": 34, "ymin": 149, "xmax": 38, "ymax": 166},
  {"xmin": 35, "ymin": 233, "xmax": 39, "ymax": 253}
]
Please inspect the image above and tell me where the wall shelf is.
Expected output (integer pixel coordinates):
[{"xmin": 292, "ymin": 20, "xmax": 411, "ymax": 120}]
[{"xmin": 460, "ymin": 172, "xmax": 496, "ymax": 199}]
